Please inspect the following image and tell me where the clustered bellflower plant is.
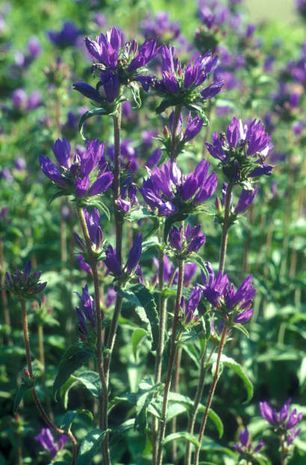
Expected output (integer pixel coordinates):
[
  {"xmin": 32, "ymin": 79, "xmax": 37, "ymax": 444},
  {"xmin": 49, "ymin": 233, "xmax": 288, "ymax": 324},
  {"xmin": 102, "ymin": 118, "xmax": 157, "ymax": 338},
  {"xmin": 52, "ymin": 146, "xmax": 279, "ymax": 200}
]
[{"xmin": 1, "ymin": 2, "xmax": 305, "ymax": 465}]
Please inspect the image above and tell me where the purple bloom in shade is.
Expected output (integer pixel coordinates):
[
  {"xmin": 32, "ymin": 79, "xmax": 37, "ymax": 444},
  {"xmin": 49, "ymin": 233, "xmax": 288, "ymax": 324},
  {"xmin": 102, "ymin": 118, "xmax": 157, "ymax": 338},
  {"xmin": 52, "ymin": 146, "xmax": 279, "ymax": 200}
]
[
  {"xmin": 234, "ymin": 187, "xmax": 258, "ymax": 214},
  {"xmin": 206, "ymin": 117, "xmax": 273, "ymax": 183},
  {"xmin": 181, "ymin": 286, "xmax": 203, "ymax": 323},
  {"xmin": 5, "ymin": 261, "xmax": 47, "ymax": 299},
  {"xmin": 233, "ymin": 427, "xmax": 265, "ymax": 455},
  {"xmin": 296, "ymin": 0, "xmax": 306, "ymax": 18},
  {"xmin": 140, "ymin": 12, "xmax": 180, "ymax": 44},
  {"xmin": 259, "ymin": 400, "xmax": 303, "ymax": 444},
  {"xmin": 48, "ymin": 21, "xmax": 81, "ymax": 48},
  {"xmin": 40, "ymin": 139, "xmax": 113, "ymax": 198},
  {"xmin": 77, "ymin": 27, "xmax": 158, "ymax": 104},
  {"xmin": 169, "ymin": 224, "xmax": 206, "ymax": 255},
  {"xmin": 126, "ymin": 233, "xmax": 142, "ymax": 273},
  {"xmin": 35, "ymin": 428, "xmax": 68, "ymax": 458},
  {"xmin": 104, "ymin": 245, "xmax": 122, "ymax": 277},
  {"xmin": 75, "ymin": 285, "xmax": 96, "ymax": 339},
  {"xmin": 76, "ymin": 254, "xmax": 92, "ymax": 275},
  {"xmin": 106, "ymin": 287, "xmax": 117, "ymax": 307},
  {"xmin": 12, "ymin": 88, "xmax": 27, "ymax": 110},
  {"xmin": 28, "ymin": 37, "xmax": 41, "ymax": 58},
  {"xmin": 140, "ymin": 160, "xmax": 217, "ymax": 217}
]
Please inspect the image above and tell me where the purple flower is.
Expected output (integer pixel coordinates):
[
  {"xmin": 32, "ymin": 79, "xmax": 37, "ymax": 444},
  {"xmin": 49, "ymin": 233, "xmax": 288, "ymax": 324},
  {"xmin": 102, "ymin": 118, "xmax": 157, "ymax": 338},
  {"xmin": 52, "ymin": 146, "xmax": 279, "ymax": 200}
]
[
  {"xmin": 27, "ymin": 37, "xmax": 41, "ymax": 58},
  {"xmin": 5, "ymin": 261, "xmax": 47, "ymax": 299},
  {"xmin": 35, "ymin": 428, "xmax": 68, "ymax": 458},
  {"xmin": 296, "ymin": 0, "xmax": 306, "ymax": 18},
  {"xmin": 155, "ymin": 45, "xmax": 222, "ymax": 113},
  {"xmin": 12, "ymin": 89, "xmax": 27, "ymax": 110},
  {"xmin": 75, "ymin": 285, "xmax": 96, "ymax": 340},
  {"xmin": 153, "ymin": 256, "xmax": 197, "ymax": 288},
  {"xmin": 108, "ymin": 140, "xmax": 138, "ymax": 173},
  {"xmin": 126, "ymin": 233, "xmax": 142, "ymax": 273},
  {"xmin": 48, "ymin": 21, "xmax": 81, "ymax": 48},
  {"xmin": 233, "ymin": 427, "xmax": 264, "ymax": 455},
  {"xmin": 181, "ymin": 286, "xmax": 203, "ymax": 323},
  {"xmin": 104, "ymin": 233, "xmax": 142, "ymax": 278},
  {"xmin": 104, "ymin": 245, "xmax": 122, "ymax": 277},
  {"xmin": 75, "ymin": 27, "xmax": 159, "ymax": 104},
  {"xmin": 74, "ymin": 208, "xmax": 103, "ymax": 253},
  {"xmin": 40, "ymin": 139, "xmax": 113, "ymax": 198},
  {"xmin": 206, "ymin": 117, "xmax": 273, "ymax": 183},
  {"xmin": 234, "ymin": 187, "xmax": 258, "ymax": 214},
  {"xmin": 140, "ymin": 160, "xmax": 218, "ymax": 217},
  {"xmin": 201, "ymin": 263, "xmax": 255, "ymax": 324},
  {"xmin": 260, "ymin": 400, "xmax": 303, "ymax": 443},
  {"xmin": 140, "ymin": 12, "xmax": 180, "ymax": 44},
  {"xmin": 169, "ymin": 224, "xmax": 206, "ymax": 255}
]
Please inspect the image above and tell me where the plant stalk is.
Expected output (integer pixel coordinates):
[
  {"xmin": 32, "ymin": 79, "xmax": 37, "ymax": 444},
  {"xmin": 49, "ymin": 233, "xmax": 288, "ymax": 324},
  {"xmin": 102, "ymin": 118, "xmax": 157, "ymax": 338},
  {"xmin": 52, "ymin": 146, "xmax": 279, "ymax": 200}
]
[
  {"xmin": 77, "ymin": 208, "xmax": 111, "ymax": 465},
  {"xmin": 20, "ymin": 299, "xmax": 78, "ymax": 464},
  {"xmin": 156, "ymin": 260, "xmax": 185, "ymax": 465}
]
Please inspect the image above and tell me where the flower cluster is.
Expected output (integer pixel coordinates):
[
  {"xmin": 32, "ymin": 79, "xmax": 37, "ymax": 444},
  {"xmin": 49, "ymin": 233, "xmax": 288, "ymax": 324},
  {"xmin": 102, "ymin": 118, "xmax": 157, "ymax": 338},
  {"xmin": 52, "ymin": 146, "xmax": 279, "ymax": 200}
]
[
  {"xmin": 201, "ymin": 263, "xmax": 255, "ymax": 324},
  {"xmin": 260, "ymin": 399, "xmax": 303, "ymax": 445},
  {"xmin": 154, "ymin": 45, "xmax": 223, "ymax": 114},
  {"xmin": 74, "ymin": 27, "xmax": 158, "ymax": 104},
  {"xmin": 141, "ymin": 160, "xmax": 217, "ymax": 217},
  {"xmin": 169, "ymin": 224, "xmax": 206, "ymax": 257},
  {"xmin": 40, "ymin": 139, "xmax": 113, "ymax": 199},
  {"xmin": 206, "ymin": 117, "xmax": 273, "ymax": 183},
  {"xmin": 5, "ymin": 262, "xmax": 47, "ymax": 299},
  {"xmin": 233, "ymin": 427, "xmax": 264, "ymax": 456},
  {"xmin": 161, "ymin": 111, "xmax": 204, "ymax": 158},
  {"xmin": 140, "ymin": 12, "xmax": 180, "ymax": 44}
]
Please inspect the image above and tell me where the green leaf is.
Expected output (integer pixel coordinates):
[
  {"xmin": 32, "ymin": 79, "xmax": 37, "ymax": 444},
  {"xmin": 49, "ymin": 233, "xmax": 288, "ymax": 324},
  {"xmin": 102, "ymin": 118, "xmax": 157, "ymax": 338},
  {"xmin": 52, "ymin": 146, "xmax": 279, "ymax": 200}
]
[
  {"xmin": 72, "ymin": 370, "xmax": 101, "ymax": 398},
  {"xmin": 163, "ymin": 432, "xmax": 200, "ymax": 447},
  {"xmin": 53, "ymin": 344, "xmax": 94, "ymax": 399},
  {"xmin": 79, "ymin": 108, "xmax": 109, "ymax": 140},
  {"xmin": 197, "ymin": 406, "xmax": 224, "ymax": 439},
  {"xmin": 122, "ymin": 284, "xmax": 160, "ymax": 351},
  {"xmin": 60, "ymin": 409, "xmax": 93, "ymax": 432},
  {"xmin": 13, "ymin": 382, "xmax": 32, "ymax": 412},
  {"xmin": 211, "ymin": 354, "xmax": 254, "ymax": 402},
  {"xmin": 76, "ymin": 428, "xmax": 106, "ymax": 465},
  {"xmin": 131, "ymin": 328, "xmax": 148, "ymax": 360}
]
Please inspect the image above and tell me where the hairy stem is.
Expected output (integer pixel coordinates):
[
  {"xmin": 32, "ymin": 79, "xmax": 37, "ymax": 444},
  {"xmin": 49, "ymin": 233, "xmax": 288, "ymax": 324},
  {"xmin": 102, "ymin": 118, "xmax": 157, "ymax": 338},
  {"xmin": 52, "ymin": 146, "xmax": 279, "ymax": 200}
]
[
  {"xmin": 156, "ymin": 260, "xmax": 185, "ymax": 465},
  {"xmin": 20, "ymin": 299, "xmax": 78, "ymax": 464},
  {"xmin": 171, "ymin": 346, "xmax": 182, "ymax": 463}
]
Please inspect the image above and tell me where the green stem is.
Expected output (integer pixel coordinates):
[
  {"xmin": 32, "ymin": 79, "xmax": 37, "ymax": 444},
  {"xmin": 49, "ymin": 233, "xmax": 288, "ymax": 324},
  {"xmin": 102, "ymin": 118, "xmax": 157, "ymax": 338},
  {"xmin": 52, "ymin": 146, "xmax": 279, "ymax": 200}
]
[
  {"xmin": 170, "ymin": 105, "xmax": 182, "ymax": 159},
  {"xmin": 193, "ymin": 326, "xmax": 228, "ymax": 465},
  {"xmin": 77, "ymin": 208, "xmax": 110, "ymax": 465},
  {"xmin": 20, "ymin": 299, "xmax": 78, "ymax": 464},
  {"xmin": 156, "ymin": 260, "xmax": 185, "ymax": 465},
  {"xmin": 193, "ymin": 183, "xmax": 232, "ymax": 464},
  {"xmin": 185, "ymin": 343, "xmax": 217, "ymax": 465},
  {"xmin": 219, "ymin": 183, "xmax": 233, "ymax": 274}
]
